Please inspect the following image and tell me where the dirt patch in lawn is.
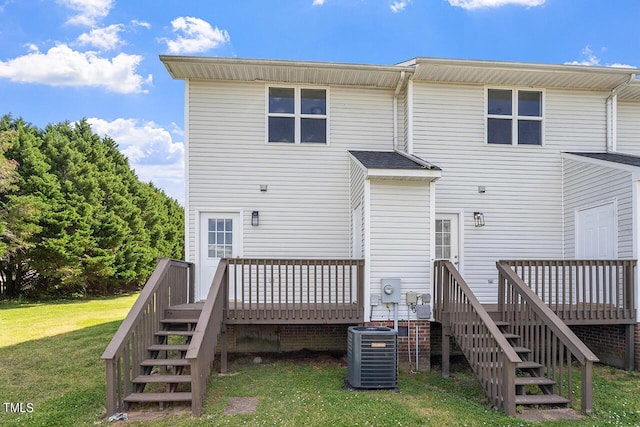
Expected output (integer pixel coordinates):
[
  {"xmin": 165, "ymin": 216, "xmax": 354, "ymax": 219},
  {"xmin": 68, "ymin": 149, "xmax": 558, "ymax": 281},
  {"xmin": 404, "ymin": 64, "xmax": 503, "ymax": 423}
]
[{"xmin": 223, "ymin": 397, "xmax": 259, "ymax": 415}]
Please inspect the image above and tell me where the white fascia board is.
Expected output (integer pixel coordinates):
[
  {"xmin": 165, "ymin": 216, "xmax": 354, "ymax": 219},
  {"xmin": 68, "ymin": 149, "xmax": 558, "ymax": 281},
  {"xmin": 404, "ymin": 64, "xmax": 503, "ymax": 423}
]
[
  {"xmin": 561, "ymin": 153, "xmax": 640, "ymax": 175},
  {"xmin": 365, "ymin": 168, "xmax": 442, "ymax": 181},
  {"xmin": 184, "ymin": 79, "xmax": 191, "ymax": 262}
]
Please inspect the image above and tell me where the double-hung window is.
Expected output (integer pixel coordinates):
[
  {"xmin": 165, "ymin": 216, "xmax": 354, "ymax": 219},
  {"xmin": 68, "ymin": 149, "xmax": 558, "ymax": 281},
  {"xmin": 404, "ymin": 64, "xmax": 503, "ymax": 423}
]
[
  {"xmin": 268, "ymin": 87, "xmax": 327, "ymax": 144},
  {"xmin": 487, "ymin": 88, "xmax": 543, "ymax": 145}
]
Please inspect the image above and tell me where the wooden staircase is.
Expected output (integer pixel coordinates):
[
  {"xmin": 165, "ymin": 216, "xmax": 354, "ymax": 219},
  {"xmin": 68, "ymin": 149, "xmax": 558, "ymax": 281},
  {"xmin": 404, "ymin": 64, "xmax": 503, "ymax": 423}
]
[
  {"xmin": 493, "ymin": 320, "xmax": 570, "ymax": 408},
  {"xmin": 123, "ymin": 304, "xmax": 203, "ymax": 409}
]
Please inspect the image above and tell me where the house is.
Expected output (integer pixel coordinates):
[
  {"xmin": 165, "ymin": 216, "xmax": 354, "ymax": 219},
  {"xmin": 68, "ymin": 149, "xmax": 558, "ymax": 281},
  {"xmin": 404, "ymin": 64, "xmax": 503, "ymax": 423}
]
[{"xmin": 103, "ymin": 55, "xmax": 640, "ymax": 417}]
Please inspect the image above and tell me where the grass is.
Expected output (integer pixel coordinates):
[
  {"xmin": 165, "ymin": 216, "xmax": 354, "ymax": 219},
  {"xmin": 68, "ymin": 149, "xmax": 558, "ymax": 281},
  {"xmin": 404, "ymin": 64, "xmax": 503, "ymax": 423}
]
[{"xmin": 1, "ymin": 294, "xmax": 640, "ymax": 426}]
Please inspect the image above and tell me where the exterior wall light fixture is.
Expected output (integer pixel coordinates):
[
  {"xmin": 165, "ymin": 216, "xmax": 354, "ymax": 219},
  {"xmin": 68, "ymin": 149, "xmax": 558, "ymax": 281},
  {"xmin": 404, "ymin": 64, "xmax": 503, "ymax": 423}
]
[
  {"xmin": 251, "ymin": 211, "xmax": 260, "ymax": 226},
  {"xmin": 473, "ymin": 212, "xmax": 485, "ymax": 227}
]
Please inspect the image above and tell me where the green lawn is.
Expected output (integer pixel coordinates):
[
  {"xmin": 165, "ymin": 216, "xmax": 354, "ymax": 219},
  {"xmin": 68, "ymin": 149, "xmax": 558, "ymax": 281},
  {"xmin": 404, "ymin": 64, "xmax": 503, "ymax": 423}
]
[{"xmin": 1, "ymin": 294, "xmax": 640, "ymax": 426}]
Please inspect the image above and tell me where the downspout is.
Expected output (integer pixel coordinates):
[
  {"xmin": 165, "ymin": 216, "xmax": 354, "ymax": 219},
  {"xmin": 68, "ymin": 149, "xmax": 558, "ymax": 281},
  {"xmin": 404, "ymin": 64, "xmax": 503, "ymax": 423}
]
[
  {"xmin": 407, "ymin": 71, "xmax": 415, "ymax": 155},
  {"xmin": 393, "ymin": 71, "xmax": 406, "ymax": 150},
  {"xmin": 606, "ymin": 74, "xmax": 636, "ymax": 152}
]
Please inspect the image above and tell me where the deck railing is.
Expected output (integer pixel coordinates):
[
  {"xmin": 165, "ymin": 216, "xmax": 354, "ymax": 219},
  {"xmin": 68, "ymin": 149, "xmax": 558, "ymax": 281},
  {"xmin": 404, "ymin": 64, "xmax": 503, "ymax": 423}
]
[
  {"xmin": 434, "ymin": 260, "xmax": 522, "ymax": 416},
  {"xmin": 186, "ymin": 259, "xmax": 228, "ymax": 416},
  {"xmin": 503, "ymin": 260, "xmax": 636, "ymax": 324},
  {"xmin": 225, "ymin": 258, "xmax": 365, "ymax": 324},
  {"xmin": 101, "ymin": 258, "xmax": 194, "ymax": 417},
  {"xmin": 497, "ymin": 261, "xmax": 599, "ymax": 413}
]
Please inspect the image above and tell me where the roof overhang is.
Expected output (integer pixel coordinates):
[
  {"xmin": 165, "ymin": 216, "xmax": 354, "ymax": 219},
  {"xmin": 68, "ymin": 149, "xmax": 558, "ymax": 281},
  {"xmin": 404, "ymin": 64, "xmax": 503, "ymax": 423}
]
[
  {"xmin": 562, "ymin": 152, "xmax": 640, "ymax": 178},
  {"xmin": 160, "ymin": 55, "xmax": 414, "ymax": 89},
  {"xmin": 349, "ymin": 150, "xmax": 442, "ymax": 181},
  {"xmin": 402, "ymin": 57, "xmax": 640, "ymax": 98},
  {"xmin": 160, "ymin": 55, "xmax": 640, "ymax": 100}
]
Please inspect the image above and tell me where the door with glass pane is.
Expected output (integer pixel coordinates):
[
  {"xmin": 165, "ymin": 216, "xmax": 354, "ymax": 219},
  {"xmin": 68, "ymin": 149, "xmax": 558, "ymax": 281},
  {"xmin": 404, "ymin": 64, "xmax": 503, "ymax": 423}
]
[
  {"xmin": 435, "ymin": 214, "xmax": 459, "ymax": 267},
  {"xmin": 198, "ymin": 212, "xmax": 240, "ymax": 301}
]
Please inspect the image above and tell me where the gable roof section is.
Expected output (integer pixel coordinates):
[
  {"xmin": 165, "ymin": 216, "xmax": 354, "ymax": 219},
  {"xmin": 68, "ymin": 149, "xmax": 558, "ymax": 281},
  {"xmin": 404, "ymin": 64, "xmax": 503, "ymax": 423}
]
[
  {"xmin": 161, "ymin": 55, "xmax": 640, "ymax": 99},
  {"xmin": 160, "ymin": 56, "xmax": 414, "ymax": 89},
  {"xmin": 565, "ymin": 152, "xmax": 640, "ymax": 168},
  {"xmin": 402, "ymin": 57, "xmax": 640, "ymax": 96},
  {"xmin": 349, "ymin": 150, "xmax": 441, "ymax": 181}
]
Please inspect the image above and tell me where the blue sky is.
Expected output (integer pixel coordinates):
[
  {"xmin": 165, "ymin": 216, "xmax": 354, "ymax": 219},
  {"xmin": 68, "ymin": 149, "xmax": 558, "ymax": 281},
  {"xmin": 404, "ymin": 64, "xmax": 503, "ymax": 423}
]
[{"xmin": 1, "ymin": 0, "xmax": 639, "ymax": 204}]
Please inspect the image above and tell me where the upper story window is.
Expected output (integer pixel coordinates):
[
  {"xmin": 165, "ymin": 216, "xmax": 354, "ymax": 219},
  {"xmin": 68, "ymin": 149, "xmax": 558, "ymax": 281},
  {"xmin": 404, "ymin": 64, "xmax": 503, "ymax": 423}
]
[
  {"xmin": 487, "ymin": 88, "xmax": 543, "ymax": 146},
  {"xmin": 268, "ymin": 87, "xmax": 327, "ymax": 144}
]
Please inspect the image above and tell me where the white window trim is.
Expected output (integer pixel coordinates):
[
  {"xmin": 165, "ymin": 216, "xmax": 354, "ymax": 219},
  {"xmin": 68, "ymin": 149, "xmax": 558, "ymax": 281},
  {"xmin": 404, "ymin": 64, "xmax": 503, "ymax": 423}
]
[
  {"xmin": 485, "ymin": 87, "xmax": 545, "ymax": 146},
  {"xmin": 265, "ymin": 85, "xmax": 330, "ymax": 145}
]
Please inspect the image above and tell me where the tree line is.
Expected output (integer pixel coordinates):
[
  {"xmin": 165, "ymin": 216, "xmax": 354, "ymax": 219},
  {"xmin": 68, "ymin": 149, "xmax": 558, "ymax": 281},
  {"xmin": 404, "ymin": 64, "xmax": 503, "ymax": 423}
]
[{"xmin": 0, "ymin": 115, "xmax": 184, "ymax": 299}]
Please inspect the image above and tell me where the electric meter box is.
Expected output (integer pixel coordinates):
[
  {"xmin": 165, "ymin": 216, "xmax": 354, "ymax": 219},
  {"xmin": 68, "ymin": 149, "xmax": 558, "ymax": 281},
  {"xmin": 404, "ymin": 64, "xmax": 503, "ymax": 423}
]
[{"xmin": 380, "ymin": 278, "xmax": 401, "ymax": 303}]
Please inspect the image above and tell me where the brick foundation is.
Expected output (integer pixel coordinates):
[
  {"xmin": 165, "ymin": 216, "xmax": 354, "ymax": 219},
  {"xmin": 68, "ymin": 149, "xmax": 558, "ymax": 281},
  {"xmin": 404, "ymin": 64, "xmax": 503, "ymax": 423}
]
[
  {"xmin": 367, "ymin": 320, "xmax": 431, "ymax": 371},
  {"xmin": 569, "ymin": 324, "xmax": 631, "ymax": 369},
  {"xmin": 223, "ymin": 324, "xmax": 356, "ymax": 353},
  {"xmin": 221, "ymin": 321, "xmax": 432, "ymax": 371}
]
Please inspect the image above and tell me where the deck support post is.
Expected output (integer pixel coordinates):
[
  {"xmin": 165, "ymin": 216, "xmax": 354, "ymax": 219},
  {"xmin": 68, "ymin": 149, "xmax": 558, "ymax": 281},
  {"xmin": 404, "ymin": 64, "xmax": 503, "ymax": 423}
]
[
  {"xmin": 442, "ymin": 315, "xmax": 450, "ymax": 378},
  {"xmin": 220, "ymin": 323, "xmax": 228, "ymax": 373},
  {"xmin": 625, "ymin": 324, "xmax": 635, "ymax": 371},
  {"xmin": 581, "ymin": 361, "xmax": 593, "ymax": 414}
]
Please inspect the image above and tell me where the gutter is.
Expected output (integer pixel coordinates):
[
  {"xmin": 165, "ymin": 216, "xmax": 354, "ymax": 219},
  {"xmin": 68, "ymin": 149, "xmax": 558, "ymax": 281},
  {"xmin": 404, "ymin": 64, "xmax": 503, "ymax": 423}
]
[
  {"xmin": 606, "ymin": 73, "xmax": 636, "ymax": 152},
  {"xmin": 393, "ymin": 71, "xmax": 406, "ymax": 150}
]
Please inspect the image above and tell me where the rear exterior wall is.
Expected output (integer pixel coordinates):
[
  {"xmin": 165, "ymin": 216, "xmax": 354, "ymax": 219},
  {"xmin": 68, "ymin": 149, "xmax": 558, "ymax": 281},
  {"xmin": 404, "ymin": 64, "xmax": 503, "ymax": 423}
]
[
  {"xmin": 186, "ymin": 81, "xmax": 396, "ymax": 262},
  {"xmin": 411, "ymin": 83, "xmax": 610, "ymax": 302}
]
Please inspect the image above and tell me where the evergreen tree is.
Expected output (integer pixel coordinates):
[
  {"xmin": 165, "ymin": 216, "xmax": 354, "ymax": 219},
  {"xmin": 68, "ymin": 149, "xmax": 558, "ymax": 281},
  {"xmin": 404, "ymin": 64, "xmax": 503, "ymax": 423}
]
[{"xmin": 0, "ymin": 115, "xmax": 184, "ymax": 299}]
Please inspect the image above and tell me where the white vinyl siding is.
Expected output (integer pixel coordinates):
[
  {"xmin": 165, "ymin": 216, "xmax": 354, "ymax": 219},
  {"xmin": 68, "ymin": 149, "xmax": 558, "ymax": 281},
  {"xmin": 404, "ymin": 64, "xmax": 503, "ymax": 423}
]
[
  {"xmin": 411, "ymin": 83, "xmax": 612, "ymax": 301},
  {"xmin": 617, "ymin": 101, "xmax": 640, "ymax": 155},
  {"xmin": 349, "ymin": 157, "xmax": 366, "ymax": 259},
  {"xmin": 563, "ymin": 158, "xmax": 633, "ymax": 259},
  {"xmin": 369, "ymin": 179, "xmax": 431, "ymax": 319},
  {"xmin": 186, "ymin": 81, "xmax": 394, "ymax": 262}
]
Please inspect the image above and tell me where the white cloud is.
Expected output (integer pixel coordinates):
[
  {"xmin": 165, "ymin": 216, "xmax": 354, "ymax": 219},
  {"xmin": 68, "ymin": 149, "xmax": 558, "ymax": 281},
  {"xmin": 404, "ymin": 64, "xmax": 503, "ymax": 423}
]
[
  {"xmin": 57, "ymin": 0, "xmax": 114, "ymax": 26},
  {"xmin": 132, "ymin": 19, "xmax": 151, "ymax": 29},
  {"xmin": 161, "ymin": 16, "xmax": 230, "ymax": 55},
  {"xmin": 0, "ymin": 44, "xmax": 152, "ymax": 93},
  {"xmin": 88, "ymin": 117, "xmax": 185, "ymax": 203},
  {"xmin": 76, "ymin": 24, "xmax": 124, "ymax": 51},
  {"xmin": 565, "ymin": 46, "xmax": 635, "ymax": 69},
  {"xmin": 448, "ymin": 0, "xmax": 545, "ymax": 9},
  {"xmin": 390, "ymin": 1, "xmax": 410, "ymax": 12},
  {"xmin": 312, "ymin": 0, "xmax": 326, "ymax": 5}
]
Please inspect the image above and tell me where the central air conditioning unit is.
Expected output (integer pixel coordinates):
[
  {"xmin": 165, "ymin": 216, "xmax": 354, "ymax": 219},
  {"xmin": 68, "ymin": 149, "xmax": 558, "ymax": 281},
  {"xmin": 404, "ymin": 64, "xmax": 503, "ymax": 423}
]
[{"xmin": 347, "ymin": 326, "xmax": 397, "ymax": 389}]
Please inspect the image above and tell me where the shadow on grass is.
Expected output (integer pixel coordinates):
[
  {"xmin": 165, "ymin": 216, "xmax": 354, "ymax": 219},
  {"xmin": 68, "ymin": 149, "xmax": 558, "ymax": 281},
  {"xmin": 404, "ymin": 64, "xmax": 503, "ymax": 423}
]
[
  {"xmin": 0, "ymin": 293, "xmax": 139, "ymax": 312},
  {"xmin": 0, "ymin": 320, "xmax": 122, "ymax": 427}
]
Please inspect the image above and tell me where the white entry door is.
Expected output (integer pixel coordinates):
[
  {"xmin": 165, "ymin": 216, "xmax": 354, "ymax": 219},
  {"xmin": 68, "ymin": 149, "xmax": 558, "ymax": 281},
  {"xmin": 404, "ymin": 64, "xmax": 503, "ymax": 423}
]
[
  {"xmin": 435, "ymin": 214, "xmax": 460, "ymax": 267},
  {"xmin": 576, "ymin": 203, "xmax": 617, "ymax": 259},
  {"xmin": 198, "ymin": 212, "xmax": 241, "ymax": 301}
]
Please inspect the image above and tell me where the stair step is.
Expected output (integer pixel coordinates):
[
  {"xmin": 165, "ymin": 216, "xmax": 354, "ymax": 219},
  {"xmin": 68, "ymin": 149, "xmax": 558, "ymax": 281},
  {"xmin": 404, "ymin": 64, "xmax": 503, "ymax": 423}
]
[
  {"xmin": 515, "ymin": 377, "xmax": 556, "ymax": 386},
  {"xmin": 133, "ymin": 375, "xmax": 192, "ymax": 384},
  {"xmin": 160, "ymin": 318, "xmax": 199, "ymax": 324},
  {"xmin": 155, "ymin": 330, "xmax": 195, "ymax": 337},
  {"xmin": 148, "ymin": 344, "xmax": 189, "ymax": 352},
  {"xmin": 502, "ymin": 333, "xmax": 520, "ymax": 340},
  {"xmin": 140, "ymin": 359, "xmax": 190, "ymax": 367},
  {"xmin": 517, "ymin": 361, "xmax": 543, "ymax": 369},
  {"xmin": 124, "ymin": 392, "xmax": 192, "ymax": 403},
  {"xmin": 512, "ymin": 346, "xmax": 532, "ymax": 354},
  {"xmin": 515, "ymin": 394, "xmax": 570, "ymax": 406},
  {"xmin": 494, "ymin": 320, "xmax": 510, "ymax": 327}
]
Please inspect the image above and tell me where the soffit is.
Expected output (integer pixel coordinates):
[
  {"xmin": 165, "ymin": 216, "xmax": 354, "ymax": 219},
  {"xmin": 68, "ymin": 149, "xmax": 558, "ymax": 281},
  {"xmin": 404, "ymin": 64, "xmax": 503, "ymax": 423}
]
[
  {"xmin": 160, "ymin": 56, "xmax": 414, "ymax": 89},
  {"xmin": 410, "ymin": 58, "xmax": 640, "ymax": 96}
]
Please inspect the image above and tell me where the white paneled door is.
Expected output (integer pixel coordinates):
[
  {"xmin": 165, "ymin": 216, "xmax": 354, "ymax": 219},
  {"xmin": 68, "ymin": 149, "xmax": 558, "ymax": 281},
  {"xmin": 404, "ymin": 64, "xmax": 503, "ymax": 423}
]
[
  {"xmin": 576, "ymin": 203, "xmax": 617, "ymax": 259},
  {"xmin": 198, "ymin": 212, "xmax": 241, "ymax": 301}
]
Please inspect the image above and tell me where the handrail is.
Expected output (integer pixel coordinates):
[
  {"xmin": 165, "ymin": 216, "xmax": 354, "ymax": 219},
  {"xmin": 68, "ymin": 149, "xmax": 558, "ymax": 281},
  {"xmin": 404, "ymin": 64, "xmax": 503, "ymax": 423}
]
[
  {"xmin": 497, "ymin": 261, "xmax": 598, "ymax": 413},
  {"xmin": 186, "ymin": 259, "xmax": 228, "ymax": 416},
  {"xmin": 101, "ymin": 258, "xmax": 194, "ymax": 417},
  {"xmin": 434, "ymin": 260, "xmax": 521, "ymax": 415}
]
